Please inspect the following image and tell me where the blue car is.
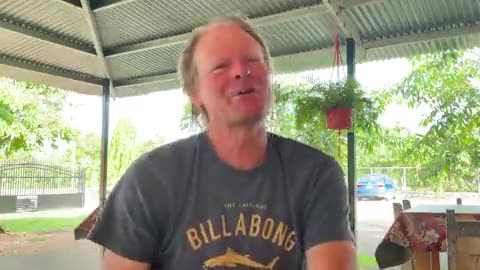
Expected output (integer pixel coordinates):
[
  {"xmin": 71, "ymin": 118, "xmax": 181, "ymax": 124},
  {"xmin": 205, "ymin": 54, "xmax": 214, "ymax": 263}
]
[{"xmin": 357, "ymin": 173, "xmax": 397, "ymax": 200}]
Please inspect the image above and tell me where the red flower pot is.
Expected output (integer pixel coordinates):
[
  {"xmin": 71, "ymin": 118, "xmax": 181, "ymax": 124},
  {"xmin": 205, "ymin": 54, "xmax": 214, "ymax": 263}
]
[{"xmin": 326, "ymin": 107, "xmax": 353, "ymax": 130}]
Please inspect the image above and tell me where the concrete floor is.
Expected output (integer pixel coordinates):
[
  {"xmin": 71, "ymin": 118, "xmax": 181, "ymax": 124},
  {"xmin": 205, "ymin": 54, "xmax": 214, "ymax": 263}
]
[
  {"xmin": 1, "ymin": 198, "xmax": 477, "ymax": 270},
  {"xmin": 0, "ymin": 240, "xmax": 101, "ymax": 270}
]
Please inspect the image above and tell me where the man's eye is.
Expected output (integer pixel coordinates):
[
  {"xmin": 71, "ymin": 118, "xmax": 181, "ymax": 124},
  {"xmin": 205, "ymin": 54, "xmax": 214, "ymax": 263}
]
[
  {"xmin": 247, "ymin": 57, "xmax": 259, "ymax": 63},
  {"xmin": 213, "ymin": 63, "xmax": 227, "ymax": 71}
]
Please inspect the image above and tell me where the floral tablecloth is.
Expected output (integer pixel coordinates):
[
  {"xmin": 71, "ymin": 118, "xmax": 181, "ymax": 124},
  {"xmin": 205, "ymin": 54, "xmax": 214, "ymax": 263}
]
[
  {"xmin": 74, "ymin": 206, "xmax": 100, "ymax": 240},
  {"xmin": 375, "ymin": 204, "xmax": 480, "ymax": 269}
]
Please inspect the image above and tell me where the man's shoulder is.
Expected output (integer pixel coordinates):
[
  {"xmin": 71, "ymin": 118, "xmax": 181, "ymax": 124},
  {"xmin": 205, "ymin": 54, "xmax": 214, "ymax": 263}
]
[
  {"xmin": 131, "ymin": 133, "xmax": 200, "ymax": 171},
  {"xmin": 148, "ymin": 133, "xmax": 199, "ymax": 158},
  {"xmin": 270, "ymin": 132, "xmax": 335, "ymax": 165}
]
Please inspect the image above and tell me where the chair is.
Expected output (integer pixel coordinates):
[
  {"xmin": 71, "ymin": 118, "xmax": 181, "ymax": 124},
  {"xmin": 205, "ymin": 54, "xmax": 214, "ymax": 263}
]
[
  {"xmin": 392, "ymin": 202, "xmax": 415, "ymax": 270},
  {"xmin": 402, "ymin": 199, "xmax": 412, "ymax": 210},
  {"xmin": 446, "ymin": 209, "xmax": 480, "ymax": 270}
]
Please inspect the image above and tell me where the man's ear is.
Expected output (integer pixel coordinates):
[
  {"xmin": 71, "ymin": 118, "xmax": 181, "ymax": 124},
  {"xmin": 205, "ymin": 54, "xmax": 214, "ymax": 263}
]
[{"xmin": 190, "ymin": 87, "xmax": 202, "ymax": 108}]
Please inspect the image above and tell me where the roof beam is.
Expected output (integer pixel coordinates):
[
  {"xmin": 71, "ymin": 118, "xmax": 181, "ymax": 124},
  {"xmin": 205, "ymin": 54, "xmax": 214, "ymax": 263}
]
[
  {"xmin": 105, "ymin": 23, "xmax": 480, "ymax": 91},
  {"xmin": 80, "ymin": 0, "xmax": 114, "ymax": 86},
  {"xmin": 343, "ymin": 0, "xmax": 386, "ymax": 8},
  {"xmin": 54, "ymin": 0, "xmax": 82, "ymax": 8},
  {"xmin": 112, "ymin": 46, "xmax": 343, "ymax": 89},
  {"xmin": 322, "ymin": 0, "xmax": 366, "ymax": 59},
  {"xmin": 106, "ymin": 3, "xmax": 330, "ymax": 58},
  {"xmin": 113, "ymin": 73, "xmax": 177, "ymax": 88},
  {"xmin": 91, "ymin": 0, "xmax": 382, "ymax": 12},
  {"xmin": 0, "ymin": 54, "xmax": 103, "ymax": 85},
  {"xmin": 365, "ymin": 23, "xmax": 480, "ymax": 49},
  {"xmin": 92, "ymin": 0, "xmax": 135, "ymax": 11},
  {"xmin": 0, "ymin": 17, "xmax": 95, "ymax": 56}
]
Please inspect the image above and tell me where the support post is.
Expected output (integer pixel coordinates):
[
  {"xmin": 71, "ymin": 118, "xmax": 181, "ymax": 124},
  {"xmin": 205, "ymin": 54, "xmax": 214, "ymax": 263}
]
[
  {"xmin": 346, "ymin": 38, "xmax": 357, "ymax": 239},
  {"xmin": 99, "ymin": 80, "xmax": 110, "ymax": 206}
]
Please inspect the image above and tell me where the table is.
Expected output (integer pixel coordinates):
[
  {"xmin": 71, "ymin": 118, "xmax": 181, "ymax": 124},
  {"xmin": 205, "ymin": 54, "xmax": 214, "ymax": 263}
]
[
  {"xmin": 74, "ymin": 206, "xmax": 100, "ymax": 240},
  {"xmin": 375, "ymin": 204, "xmax": 480, "ymax": 270}
]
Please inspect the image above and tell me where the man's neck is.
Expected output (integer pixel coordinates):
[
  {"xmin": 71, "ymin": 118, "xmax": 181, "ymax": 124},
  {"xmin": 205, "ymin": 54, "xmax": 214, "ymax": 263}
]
[{"xmin": 206, "ymin": 123, "xmax": 268, "ymax": 171}]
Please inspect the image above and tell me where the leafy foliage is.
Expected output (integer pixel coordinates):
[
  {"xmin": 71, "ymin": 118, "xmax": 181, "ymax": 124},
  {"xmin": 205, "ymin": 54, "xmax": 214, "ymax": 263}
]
[
  {"xmin": 65, "ymin": 132, "xmax": 101, "ymax": 187},
  {"xmin": 177, "ymin": 49, "xmax": 479, "ymax": 192},
  {"xmin": 65, "ymin": 120, "xmax": 165, "ymax": 187},
  {"xmin": 0, "ymin": 79, "xmax": 74, "ymax": 157},
  {"xmin": 268, "ymin": 79, "xmax": 385, "ymax": 166},
  {"xmin": 108, "ymin": 119, "xmax": 137, "ymax": 185},
  {"xmin": 393, "ymin": 50, "xmax": 480, "ymax": 191},
  {"xmin": 299, "ymin": 78, "xmax": 364, "ymax": 110}
]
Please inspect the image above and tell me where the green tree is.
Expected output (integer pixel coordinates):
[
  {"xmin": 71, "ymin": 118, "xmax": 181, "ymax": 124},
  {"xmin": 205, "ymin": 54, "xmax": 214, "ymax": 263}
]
[
  {"xmin": 65, "ymin": 128, "xmax": 164, "ymax": 188},
  {"xmin": 108, "ymin": 119, "xmax": 137, "ymax": 186},
  {"xmin": 65, "ymin": 132, "xmax": 101, "ymax": 187},
  {"xmin": 178, "ymin": 49, "xmax": 480, "ymax": 192},
  {"xmin": 0, "ymin": 79, "xmax": 74, "ymax": 157},
  {"xmin": 393, "ymin": 49, "xmax": 480, "ymax": 191}
]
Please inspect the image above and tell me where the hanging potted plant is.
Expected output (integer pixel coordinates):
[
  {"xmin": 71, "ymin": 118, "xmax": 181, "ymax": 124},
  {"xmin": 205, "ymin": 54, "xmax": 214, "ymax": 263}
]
[{"xmin": 295, "ymin": 77, "xmax": 367, "ymax": 130}]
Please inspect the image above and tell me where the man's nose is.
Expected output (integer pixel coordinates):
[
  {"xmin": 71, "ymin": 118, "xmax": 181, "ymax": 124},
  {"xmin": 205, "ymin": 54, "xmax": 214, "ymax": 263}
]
[{"xmin": 232, "ymin": 62, "xmax": 251, "ymax": 79}]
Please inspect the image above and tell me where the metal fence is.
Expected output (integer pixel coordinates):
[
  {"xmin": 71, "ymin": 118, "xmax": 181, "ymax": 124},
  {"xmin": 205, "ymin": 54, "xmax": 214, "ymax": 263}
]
[{"xmin": 0, "ymin": 161, "xmax": 86, "ymax": 196}]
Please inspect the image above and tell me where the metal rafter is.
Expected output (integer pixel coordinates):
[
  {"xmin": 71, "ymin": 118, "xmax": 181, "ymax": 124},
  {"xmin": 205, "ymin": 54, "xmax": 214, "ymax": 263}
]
[
  {"xmin": 104, "ymin": 0, "xmax": 385, "ymax": 59},
  {"xmin": 93, "ymin": 0, "xmax": 384, "ymax": 12},
  {"xmin": 113, "ymin": 21, "xmax": 480, "ymax": 89},
  {"xmin": 0, "ymin": 17, "xmax": 95, "ymax": 56},
  {"xmin": 105, "ymin": 3, "xmax": 331, "ymax": 58},
  {"xmin": 113, "ymin": 46, "xmax": 339, "ymax": 89},
  {"xmin": 92, "ymin": 0, "xmax": 135, "ymax": 11},
  {"xmin": 113, "ymin": 73, "xmax": 177, "ymax": 87},
  {"xmin": 343, "ymin": 0, "xmax": 385, "ymax": 8},
  {"xmin": 322, "ymin": 0, "xmax": 366, "ymax": 59},
  {"xmin": 80, "ymin": 0, "xmax": 114, "ymax": 85},
  {"xmin": 54, "ymin": 0, "xmax": 82, "ymax": 8},
  {"xmin": 366, "ymin": 23, "xmax": 480, "ymax": 49},
  {"xmin": 0, "ymin": 54, "xmax": 103, "ymax": 85}
]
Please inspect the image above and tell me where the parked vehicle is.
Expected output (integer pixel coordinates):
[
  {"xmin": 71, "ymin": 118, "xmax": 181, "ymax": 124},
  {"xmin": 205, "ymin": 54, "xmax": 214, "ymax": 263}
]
[{"xmin": 357, "ymin": 173, "xmax": 397, "ymax": 201}]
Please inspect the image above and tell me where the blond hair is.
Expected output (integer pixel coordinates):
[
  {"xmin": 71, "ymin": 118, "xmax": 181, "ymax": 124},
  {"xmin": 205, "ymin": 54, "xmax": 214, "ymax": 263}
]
[{"xmin": 178, "ymin": 16, "xmax": 272, "ymax": 119}]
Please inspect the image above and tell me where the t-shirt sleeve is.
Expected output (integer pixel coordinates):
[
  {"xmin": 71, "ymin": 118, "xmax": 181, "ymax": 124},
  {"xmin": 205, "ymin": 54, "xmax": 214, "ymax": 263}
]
[
  {"xmin": 303, "ymin": 156, "xmax": 353, "ymax": 250},
  {"xmin": 87, "ymin": 157, "xmax": 167, "ymax": 263}
]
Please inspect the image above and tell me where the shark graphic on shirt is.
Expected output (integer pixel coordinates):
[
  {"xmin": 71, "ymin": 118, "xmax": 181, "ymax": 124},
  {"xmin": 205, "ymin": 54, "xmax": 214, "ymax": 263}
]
[{"xmin": 203, "ymin": 248, "xmax": 280, "ymax": 269}]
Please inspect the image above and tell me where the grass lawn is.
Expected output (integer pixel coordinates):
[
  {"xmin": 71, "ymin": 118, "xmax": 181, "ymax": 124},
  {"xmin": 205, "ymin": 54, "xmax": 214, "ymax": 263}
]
[
  {"xmin": 0, "ymin": 216, "xmax": 86, "ymax": 233},
  {"xmin": 358, "ymin": 254, "xmax": 377, "ymax": 268}
]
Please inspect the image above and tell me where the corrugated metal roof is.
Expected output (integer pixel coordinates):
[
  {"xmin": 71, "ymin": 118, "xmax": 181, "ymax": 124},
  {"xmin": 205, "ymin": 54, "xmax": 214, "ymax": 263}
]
[
  {"xmin": 347, "ymin": 0, "xmax": 480, "ymax": 41},
  {"xmin": 107, "ymin": 14, "xmax": 343, "ymax": 81},
  {"xmin": 0, "ymin": 0, "xmax": 479, "ymax": 96},
  {"xmin": 0, "ymin": 0, "xmax": 93, "ymax": 46},
  {"xmin": 95, "ymin": 0, "xmax": 323, "ymax": 49},
  {"xmin": 0, "ymin": 29, "xmax": 105, "ymax": 78},
  {"xmin": 0, "ymin": 63, "xmax": 101, "ymax": 95},
  {"xmin": 367, "ymin": 33, "xmax": 480, "ymax": 61},
  {"xmin": 114, "ymin": 79, "xmax": 180, "ymax": 97},
  {"xmin": 259, "ymin": 14, "xmax": 343, "ymax": 56},
  {"xmin": 108, "ymin": 43, "xmax": 184, "ymax": 80}
]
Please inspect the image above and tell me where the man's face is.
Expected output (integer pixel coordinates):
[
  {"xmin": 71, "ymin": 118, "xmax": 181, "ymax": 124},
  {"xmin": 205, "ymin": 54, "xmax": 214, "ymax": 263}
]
[{"xmin": 192, "ymin": 23, "xmax": 271, "ymax": 127}]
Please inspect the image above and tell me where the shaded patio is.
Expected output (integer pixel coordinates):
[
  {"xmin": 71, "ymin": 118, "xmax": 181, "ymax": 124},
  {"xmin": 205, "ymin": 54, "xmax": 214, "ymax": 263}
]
[{"xmin": 1, "ymin": 0, "xmax": 479, "ymax": 268}]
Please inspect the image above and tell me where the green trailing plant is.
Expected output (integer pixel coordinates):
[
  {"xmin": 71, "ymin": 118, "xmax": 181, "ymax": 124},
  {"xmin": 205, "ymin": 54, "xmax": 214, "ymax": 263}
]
[
  {"xmin": 294, "ymin": 77, "xmax": 376, "ymax": 131},
  {"xmin": 310, "ymin": 77, "xmax": 364, "ymax": 110}
]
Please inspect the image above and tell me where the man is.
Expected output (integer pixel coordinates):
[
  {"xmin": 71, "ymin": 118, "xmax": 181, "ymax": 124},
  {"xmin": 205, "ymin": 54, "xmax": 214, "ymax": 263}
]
[{"xmin": 88, "ymin": 16, "xmax": 357, "ymax": 270}]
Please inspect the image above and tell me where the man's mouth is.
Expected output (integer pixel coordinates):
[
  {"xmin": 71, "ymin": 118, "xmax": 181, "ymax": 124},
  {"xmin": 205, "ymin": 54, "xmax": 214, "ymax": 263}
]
[{"xmin": 233, "ymin": 88, "xmax": 255, "ymax": 96}]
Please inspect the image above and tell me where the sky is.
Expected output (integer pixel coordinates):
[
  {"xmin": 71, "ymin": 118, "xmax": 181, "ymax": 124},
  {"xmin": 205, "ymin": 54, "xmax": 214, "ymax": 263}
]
[{"xmin": 65, "ymin": 57, "xmax": 428, "ymax": 143}]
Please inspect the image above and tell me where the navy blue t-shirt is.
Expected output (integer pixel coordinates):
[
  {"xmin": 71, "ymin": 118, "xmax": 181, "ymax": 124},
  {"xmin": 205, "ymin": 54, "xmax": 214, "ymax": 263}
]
[{"xmin": 88, "ymin": 132, "xmax": 352, "ymax": 269}]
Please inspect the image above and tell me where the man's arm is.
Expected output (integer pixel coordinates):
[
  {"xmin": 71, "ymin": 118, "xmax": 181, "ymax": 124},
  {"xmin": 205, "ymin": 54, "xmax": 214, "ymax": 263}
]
[
  {"xmin": 306, "ymin": 241, "xmax": 357, "ymax": 270},
  {"xmin": 302, "ymin": 155, "xmax": 357, "ymax": 269},
  {"xmin": 87, "ymin": 155, "xmax": 169, "ymax": 269},
  {"xmin": 103, "ymin": 249, "xmax": 151, "ymax": 270}
]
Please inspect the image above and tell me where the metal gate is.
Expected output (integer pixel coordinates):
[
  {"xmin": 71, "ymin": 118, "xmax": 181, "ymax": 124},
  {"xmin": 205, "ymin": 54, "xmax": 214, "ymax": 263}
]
[{"xmin": 0, "ymin": 161, "xmax": 86, "ymax": 213}]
